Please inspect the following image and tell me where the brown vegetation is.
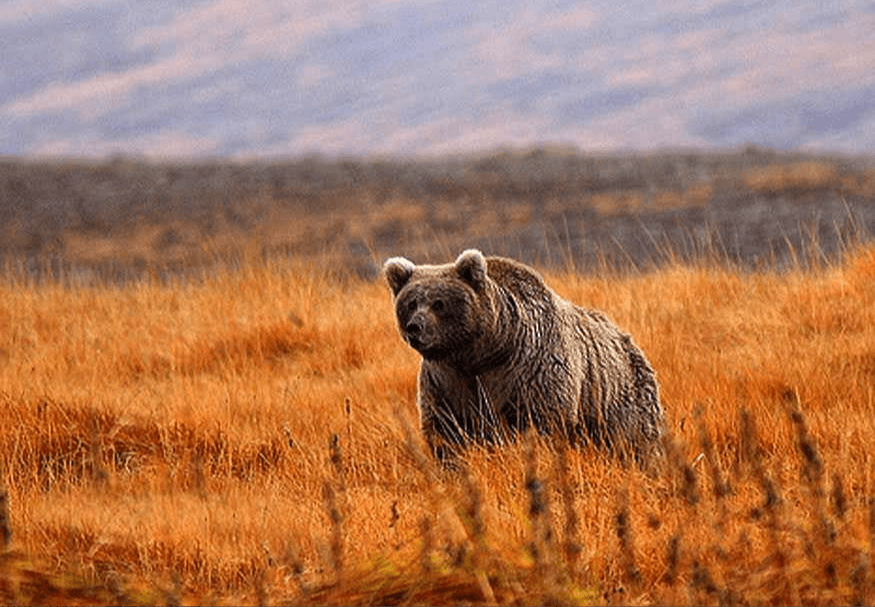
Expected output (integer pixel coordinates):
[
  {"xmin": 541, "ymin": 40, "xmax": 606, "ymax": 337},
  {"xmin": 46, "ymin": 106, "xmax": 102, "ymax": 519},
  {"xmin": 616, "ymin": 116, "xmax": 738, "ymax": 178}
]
[
  {"xmin": 1, "ymin": 240, "xmax": 874, "ymax": 604},
  {"xmin": 2, "ymin": 148, "xmax": 873, "ymax": 279}
]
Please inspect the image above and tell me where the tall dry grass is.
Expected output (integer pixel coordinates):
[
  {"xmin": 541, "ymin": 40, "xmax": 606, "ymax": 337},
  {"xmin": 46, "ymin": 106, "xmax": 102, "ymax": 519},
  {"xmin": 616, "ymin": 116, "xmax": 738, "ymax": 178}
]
[{"xmin": 1, "ymin": 245, "xmax": 874, "ymax": 605}]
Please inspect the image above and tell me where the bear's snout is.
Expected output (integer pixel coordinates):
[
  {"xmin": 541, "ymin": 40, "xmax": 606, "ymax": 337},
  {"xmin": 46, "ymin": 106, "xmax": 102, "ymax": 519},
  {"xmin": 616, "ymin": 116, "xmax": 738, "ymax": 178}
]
[{"xmin": 403, "ymin": 312, "xmax": 430, "ymax": 347}]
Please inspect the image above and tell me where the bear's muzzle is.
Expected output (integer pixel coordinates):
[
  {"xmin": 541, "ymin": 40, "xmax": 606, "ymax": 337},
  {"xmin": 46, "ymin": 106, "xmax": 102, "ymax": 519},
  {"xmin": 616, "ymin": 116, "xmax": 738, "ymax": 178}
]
[
  {"xmin": 402, "ymin": 312, "xmax": 446, "ymax": 358},
  {"xmin": 403, "ymin": 314, "xmax": 429, "ymax": 350}
]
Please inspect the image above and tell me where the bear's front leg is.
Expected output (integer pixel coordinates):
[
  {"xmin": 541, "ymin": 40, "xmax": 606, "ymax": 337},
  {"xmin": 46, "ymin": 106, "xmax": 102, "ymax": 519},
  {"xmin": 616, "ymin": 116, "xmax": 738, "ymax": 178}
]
[{"xmin": 417, "ymin": 363, "xmax": 479, "ymax": 463}]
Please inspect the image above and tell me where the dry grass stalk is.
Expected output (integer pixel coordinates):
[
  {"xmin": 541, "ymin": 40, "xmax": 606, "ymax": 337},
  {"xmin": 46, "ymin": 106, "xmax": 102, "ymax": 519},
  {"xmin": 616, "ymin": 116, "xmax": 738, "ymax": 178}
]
[
  {"xmin": 323, "ymin": 433, "xmax": 345, "ymax": 581},
  {"xmin": 0, "ymin": 488, "xmax": 10, "ymax": 551},
  {"xmin": 663, "ymin": 534, "xmax": 680, "ymax": 587},
  {"xmin": 737, "ymin": 408, "xmax": 799, "ymax": 604},
  {"xmin": 870, "ymin": 496, "xmax": 875, "ymax": 569},
  {"xmin": 555, "ymin": 441, "xmax": 583, "ymax": 576},
  {"xmin": 523, "ymin": 433, "xmax": 556, "ymax": 574},
  {"xmin": 613, "ymin": 486, "xmax": 641, "ymax": 590}
]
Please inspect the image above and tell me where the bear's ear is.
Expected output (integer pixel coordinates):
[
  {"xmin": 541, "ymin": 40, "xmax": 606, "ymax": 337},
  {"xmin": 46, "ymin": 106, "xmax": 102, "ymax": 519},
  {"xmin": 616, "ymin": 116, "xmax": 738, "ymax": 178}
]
[
  {"xmin": 455, "ymin": 249, "xmax": 487, "ymax": 290},
  {"xmin": 383, "ymin": 256, "xmax": 416, "ymax": 295}
]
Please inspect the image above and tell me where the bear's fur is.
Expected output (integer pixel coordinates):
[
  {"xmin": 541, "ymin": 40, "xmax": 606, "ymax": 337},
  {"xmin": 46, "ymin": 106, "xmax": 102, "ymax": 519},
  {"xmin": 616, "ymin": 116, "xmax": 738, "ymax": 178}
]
[{"xmin": 384, "ymin": 249, "xmax": 664, "ymax": 462}]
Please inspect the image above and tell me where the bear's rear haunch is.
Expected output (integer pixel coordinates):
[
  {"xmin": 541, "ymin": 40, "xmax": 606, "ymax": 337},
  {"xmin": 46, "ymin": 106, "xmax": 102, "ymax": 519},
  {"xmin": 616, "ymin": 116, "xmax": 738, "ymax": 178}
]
[{"xmin": 384, "ymin": 249, "xmax": 664, "ymax": 462}]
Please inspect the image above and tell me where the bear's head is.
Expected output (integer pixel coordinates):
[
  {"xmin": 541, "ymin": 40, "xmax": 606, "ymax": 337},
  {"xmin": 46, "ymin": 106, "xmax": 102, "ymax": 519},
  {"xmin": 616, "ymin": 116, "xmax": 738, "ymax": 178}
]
[{"xmin": 383, "ymin": 249, "xmax": 496, "ymax": 362}]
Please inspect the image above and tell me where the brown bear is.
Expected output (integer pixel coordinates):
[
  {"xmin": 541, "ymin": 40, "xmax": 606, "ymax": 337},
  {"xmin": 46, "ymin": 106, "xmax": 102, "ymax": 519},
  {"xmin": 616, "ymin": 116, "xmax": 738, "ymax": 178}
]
[{"xmin": 384, "ymin": 249, "xmax": 664, "ymax": 462}]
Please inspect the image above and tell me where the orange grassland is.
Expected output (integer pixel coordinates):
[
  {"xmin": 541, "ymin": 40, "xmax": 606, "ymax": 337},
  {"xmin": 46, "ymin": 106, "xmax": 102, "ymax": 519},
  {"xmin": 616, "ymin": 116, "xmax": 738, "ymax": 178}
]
[{"xmin": 1, "ymin": 246, "xmax": 874, "ymax": 605}]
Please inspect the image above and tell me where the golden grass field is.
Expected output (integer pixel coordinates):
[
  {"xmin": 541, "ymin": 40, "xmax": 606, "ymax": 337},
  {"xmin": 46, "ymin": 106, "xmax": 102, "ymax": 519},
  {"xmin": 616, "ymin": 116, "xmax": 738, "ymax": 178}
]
[{"xmin": 1, "ymin": 240, "xmax": 874, "ymax": 605}]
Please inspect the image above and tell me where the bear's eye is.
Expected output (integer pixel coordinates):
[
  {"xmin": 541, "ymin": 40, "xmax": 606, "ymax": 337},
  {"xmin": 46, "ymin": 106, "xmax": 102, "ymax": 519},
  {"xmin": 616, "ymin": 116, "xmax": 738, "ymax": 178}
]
[
  {"xmin": 406, "ymin": 299, "xmax": 418, "ymax": 313},
  {"xmin": 432, "ymin": 299, "xmax": 445, "ymax": 313}
]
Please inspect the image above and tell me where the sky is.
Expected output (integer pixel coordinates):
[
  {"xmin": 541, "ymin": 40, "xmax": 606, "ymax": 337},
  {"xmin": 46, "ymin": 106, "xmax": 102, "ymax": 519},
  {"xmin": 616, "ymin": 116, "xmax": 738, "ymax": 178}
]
[{"xmin": 2, "ymin": 0, "xmax": 873, "ymax": 159}]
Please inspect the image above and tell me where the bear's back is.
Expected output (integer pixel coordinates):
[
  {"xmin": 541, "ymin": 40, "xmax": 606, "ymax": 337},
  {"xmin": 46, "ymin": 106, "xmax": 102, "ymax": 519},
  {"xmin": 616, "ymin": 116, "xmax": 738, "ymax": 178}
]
[{"xmin": 484, "ymin": 256, "xmax": 555, "ymax": 305}]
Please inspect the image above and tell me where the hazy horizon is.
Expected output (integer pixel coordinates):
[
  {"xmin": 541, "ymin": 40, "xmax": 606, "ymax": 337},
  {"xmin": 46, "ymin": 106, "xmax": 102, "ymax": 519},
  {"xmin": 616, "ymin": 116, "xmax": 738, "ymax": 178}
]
[{"xmin": 3, "ymin": 0, "xmax": 873, "ymax": 159}]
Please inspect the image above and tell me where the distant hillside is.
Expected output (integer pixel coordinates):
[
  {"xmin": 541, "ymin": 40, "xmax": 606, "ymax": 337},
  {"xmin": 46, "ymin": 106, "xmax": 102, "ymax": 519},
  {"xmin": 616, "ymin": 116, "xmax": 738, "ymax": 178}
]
[{"xmin": 3, "ymin": 2, "xmax": 872, "ymax": 157}]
